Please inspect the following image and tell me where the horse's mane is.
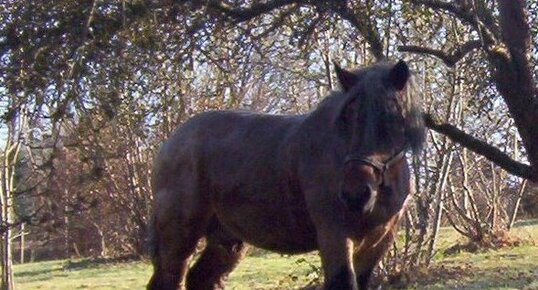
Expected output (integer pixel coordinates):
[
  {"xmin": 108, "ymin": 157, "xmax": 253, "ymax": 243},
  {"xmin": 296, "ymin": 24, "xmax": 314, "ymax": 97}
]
[{"xmin": 398, "ymin": 74, "xmax": 425, "ymax": 153}]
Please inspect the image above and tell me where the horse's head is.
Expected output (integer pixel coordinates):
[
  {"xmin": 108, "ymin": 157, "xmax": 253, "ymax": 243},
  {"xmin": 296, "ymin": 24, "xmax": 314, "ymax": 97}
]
[{"xmin": 333, "ymin": 60, "xmax": 425, "ymax": 215}]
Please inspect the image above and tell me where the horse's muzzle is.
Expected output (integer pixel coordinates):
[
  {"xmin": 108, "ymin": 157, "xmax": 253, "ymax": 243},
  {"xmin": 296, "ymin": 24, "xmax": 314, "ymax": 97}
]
[{"xmin": 338, "ymin": 184, "xmax": 376, "ymax": 214}]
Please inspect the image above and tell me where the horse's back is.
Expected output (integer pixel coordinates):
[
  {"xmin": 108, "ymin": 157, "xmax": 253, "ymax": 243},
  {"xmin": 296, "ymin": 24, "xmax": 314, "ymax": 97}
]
[{"xmin": 159, "ymin": 110, "xmax": 300, "ymax": 162}]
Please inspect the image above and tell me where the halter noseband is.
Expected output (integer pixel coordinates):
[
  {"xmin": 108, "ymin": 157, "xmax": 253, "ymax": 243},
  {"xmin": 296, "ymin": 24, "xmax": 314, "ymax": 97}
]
[{"xmin": 343, "ymin": 147, "xmax": 407, "ymax": 185}]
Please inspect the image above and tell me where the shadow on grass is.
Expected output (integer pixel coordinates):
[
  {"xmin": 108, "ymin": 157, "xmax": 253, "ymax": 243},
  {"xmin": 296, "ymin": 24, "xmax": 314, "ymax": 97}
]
[
  {"xmin": 411, "ymin": 264, "xmax": 537, "ymax": 289},
  {"xmin": 63, "ymin": 255, "xmax": 141, "ymax": 271},
  {"xmin": 514, "ymin": 219, "xmax": 538, "ymax": 227},
  {"xmin": 13, "ymin": 257, "xmax": 133, "ymax": 282},
  {"xmin": 14, "ymin": 267, "xmax": 61, "ymax": 279},
  {"xmin": 468, "ymin": 272, "xmax": 536, "ymax": 289}
]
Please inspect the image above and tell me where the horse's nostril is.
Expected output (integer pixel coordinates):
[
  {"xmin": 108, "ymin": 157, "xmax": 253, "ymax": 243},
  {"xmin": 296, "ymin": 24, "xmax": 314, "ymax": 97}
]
[
  {"xmin": 380, "ymin": 185, "xmax": 393, "ymax": 196},
  {"xmin": 360, "ymin": 185, "xmax": 373, "ymax": 198},
  {"xmin": 339, "ymin": 184, "xmax": 374, "ymax": 212}
]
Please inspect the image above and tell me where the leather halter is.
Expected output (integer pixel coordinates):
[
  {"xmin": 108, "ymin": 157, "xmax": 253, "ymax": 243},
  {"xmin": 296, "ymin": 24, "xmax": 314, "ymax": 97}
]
[{"xmin": 343, "ymin": 147, "xmax": 407, "ymax": 185}]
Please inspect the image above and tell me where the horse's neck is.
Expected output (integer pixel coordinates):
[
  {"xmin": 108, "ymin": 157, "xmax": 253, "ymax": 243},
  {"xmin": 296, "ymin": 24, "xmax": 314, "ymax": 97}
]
[{"xmin": 294, "ymin": 109, "xmax": 344, "ymax": 157}]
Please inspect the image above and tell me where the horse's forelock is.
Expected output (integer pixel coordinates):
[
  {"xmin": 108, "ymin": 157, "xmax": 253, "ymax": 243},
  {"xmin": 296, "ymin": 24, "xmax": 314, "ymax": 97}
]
[
  {"xmin": 358, "ymin": 63, "xmax": 426, "ymax": 154},
  {"xmin": 316, "ymin": 63, "xmax": 425, "ymax": 154}
]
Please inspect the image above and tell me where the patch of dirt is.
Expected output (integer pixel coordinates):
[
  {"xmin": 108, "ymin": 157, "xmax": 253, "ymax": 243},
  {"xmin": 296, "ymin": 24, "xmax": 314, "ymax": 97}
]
[
  {"xmin": 443, "ymin": 229, "xmax": 531, "ymax": 255},
  {"xmin": 383, "ymin": 263, "xmax": 475, "ymax": 289}
]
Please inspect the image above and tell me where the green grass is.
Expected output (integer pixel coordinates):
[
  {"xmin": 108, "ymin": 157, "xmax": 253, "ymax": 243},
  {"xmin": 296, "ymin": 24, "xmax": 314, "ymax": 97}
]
[
  {"xmin": 14, "ymin": 259, "xmax": 149, "ymax": 289},
  {"xmin": 14, "ymin": 220, "xmax": 537, "ymax": 289},
  {"xmin": 406, "ymin": 244, "xmax": 538, "ymax": 290}
]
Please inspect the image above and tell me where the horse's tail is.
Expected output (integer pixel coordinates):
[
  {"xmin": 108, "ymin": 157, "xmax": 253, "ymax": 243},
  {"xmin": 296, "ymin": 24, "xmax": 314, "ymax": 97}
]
[
  {"xmin": 146, "ymin": 204, "xmax": 161, "ymax": 289},
  {"xmin": 147, "ymin": 210, "xmax": 158, "ymax": 262}
]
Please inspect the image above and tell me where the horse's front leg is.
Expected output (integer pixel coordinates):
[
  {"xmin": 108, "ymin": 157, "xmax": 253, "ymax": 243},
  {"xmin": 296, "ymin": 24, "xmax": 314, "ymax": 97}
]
[
  {"xmin": 353, "ymin": 226, "xmax": 397, "ymax": 290},
  {"xmin": 317, "ymin": 225, "xmax": 358, "ymax": 290}
]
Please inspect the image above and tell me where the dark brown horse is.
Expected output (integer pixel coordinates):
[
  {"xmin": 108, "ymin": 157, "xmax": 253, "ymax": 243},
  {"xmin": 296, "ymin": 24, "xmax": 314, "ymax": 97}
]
[{"xmin": 147, "ymin": 60, "xmax": 425, "ymax": 290}]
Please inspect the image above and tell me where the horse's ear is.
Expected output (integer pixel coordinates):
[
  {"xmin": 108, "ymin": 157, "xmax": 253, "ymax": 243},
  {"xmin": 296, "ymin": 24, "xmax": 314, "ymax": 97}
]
[
  {"xmin": 389, "ymin": 60, "xmax": 410, "ymax": 91},
  {"xmin": 334, "ymin": 63, "xmax": 357, "ymax": 92}
]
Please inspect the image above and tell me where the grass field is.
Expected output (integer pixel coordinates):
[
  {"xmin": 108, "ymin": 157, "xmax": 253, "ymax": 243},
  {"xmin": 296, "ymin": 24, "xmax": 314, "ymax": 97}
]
[{"xmin": 14, "ymin": 221, "xmax": 537, "ymax": 289}]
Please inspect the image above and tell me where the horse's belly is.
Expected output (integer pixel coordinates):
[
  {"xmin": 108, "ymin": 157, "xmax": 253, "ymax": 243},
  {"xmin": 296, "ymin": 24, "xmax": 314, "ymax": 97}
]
[{"xmin": 213, "ymin": 197, "xmax": 318, "ymax": 254}]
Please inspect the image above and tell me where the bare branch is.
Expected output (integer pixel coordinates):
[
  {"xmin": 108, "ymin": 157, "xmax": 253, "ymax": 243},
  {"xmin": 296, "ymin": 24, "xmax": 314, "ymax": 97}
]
[
  {"xmin": 206, "ymin": 0, "xmax": 385, "ymax": 60},
  {"xmin": 399, "ymin": 40, "xmax": 481, "ymax": 67},
  {"xmin": 423, "ymin": 113, "xmax": 535, "ymax": 181},
  {"xmin": 399, "ymin": 46, "xmax": 452, "ymax": 66},
  {"xmin": 250, "ymin": 6, "xmax": 299, "ymax": 40},
  {"xmin": 410, "ymin": 0, "xmax": 473, "ymax": 22},
  {"xmin": 298, "ymin": 14, "xmax": 323, "ymax": 48},
  {"xmin": 451, "ymin": 40, "xmax": 482, "ymax": 63},
  {"xmin": 409, "ymin": 0, "xmax": 497, "ymax": 46},
  {"xmin": 332, "ymin": 3, "xmax": 385, "ymax": 60},
  {"xmin": 206, "ymin": 0, "xmax": 308, "ymax": 22}
]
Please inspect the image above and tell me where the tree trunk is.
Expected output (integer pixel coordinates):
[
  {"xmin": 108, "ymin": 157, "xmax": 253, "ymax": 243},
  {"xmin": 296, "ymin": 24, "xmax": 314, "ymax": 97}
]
[
  {"xmin": 19, "ymin": 224, "xmax": 24, "ymax": 264},
  {"xmin": 0, "ymin": 113, "xmax": 24, "ymax": 290},
  {"xmin": 1, "ymin": 229, "xmax": 14, "ymax": 290},
  {"xmin": 64, "ymin": 191, "xmax": 70, "ymax": 259},
  {"xmin": 493, "ymin": 0, "xmax": 538, "ymax": 180},
  {"xmin": 426, "ymin": 150, "xmax": 453, "ymax": 265},
  {"xmin": 91, "ymin": 221, "xmax": 107, "ymax": 257},
  {"xmin": 508, "ymin": 180, "xmax": 527, "ymax": 231},
  {"xmin": 1, "ymin": 159, "xmax": 15, "ymax": 290}
]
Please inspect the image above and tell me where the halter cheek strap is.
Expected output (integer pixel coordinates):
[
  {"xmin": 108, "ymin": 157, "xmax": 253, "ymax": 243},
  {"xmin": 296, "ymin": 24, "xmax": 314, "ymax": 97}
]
[{"xmin": 343, "ymin": 148, "xmax": 407, "ymax": 185}]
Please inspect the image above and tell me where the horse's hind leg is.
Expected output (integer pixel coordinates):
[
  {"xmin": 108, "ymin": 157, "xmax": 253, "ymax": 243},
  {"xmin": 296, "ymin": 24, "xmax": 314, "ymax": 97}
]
[
  {"xmin": 147, "ymin": 187, "xmax": 212, "ymax": 290},
  {"xmin": 186, "ymin": 218, "xmax": 248, "ymax": 290}
]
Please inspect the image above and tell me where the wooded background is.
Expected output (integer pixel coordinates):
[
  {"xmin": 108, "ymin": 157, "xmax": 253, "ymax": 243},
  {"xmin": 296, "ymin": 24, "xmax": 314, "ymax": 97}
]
[{"xmin": 1, "ymin": 0, "xmax": 538, "ymax": 289}]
